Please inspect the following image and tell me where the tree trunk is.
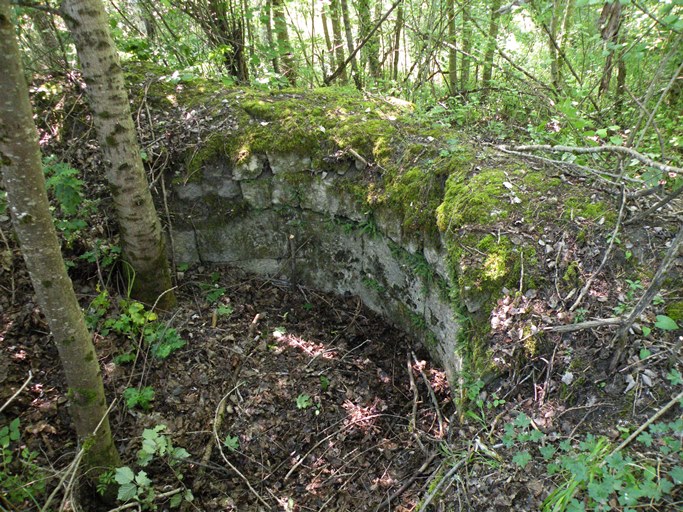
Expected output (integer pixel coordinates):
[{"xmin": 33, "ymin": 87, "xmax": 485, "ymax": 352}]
[
  {"xmin": 30, "ymin": 8, "xmax": 68, "ymax": 72},
  {"xmin": 482, "ymin": 0, "xmax": 501, "ymax": 91},
  {"xmin": 358, "ymin": 0, "xmax": 381, "ymax": 79},
  {"xmin": 321, "ymin": 6, "xmax": 335, "ymax": 72},
  {"xmin": 330, "ymin": 0, "xmax": 347, "ymax": 83},
  {"xmin": 447, "ymin": 0, "xmax": 457, "ymax": 95},
  {"xmin": 598, "ymin": 1, "xmax": 622, "ymax": 97},
  {"xmin": 340, "ymin": 0, "xmax": 361, "ymax": 88},
  {"xmin": 459, "ymin": 2, "xmax": 472, "ymax": 90},
  {"xmin": 60, "ymin": 0, "xmax": 175, "ymax": 309},
  {"xmin": 264, "ymin": 0, "xmax": 280, "ymax": 73},
  {"xmin": 392, "ymin": 2, "xmax": 403, "ymax": 80},
  {"xmin": 272, "ymin": 0, "xmax": 296, "ymax": 85},
  {"xmin": 0, "ymin": 0, "xmax": 120, "ymax": 478}
]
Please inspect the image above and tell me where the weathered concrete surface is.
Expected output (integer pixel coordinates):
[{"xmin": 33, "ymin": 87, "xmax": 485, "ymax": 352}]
[{"xmin": 171, "ymin": 154, "xmax": 462, "ymax": 386}]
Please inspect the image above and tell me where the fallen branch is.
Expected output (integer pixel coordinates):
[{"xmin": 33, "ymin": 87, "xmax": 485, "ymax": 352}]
[
  {"xmin": 607, "ymin": 388, "xmax": 683, "ymax": 460},
  {"xmin": 610, "ymin": 224, "xmax": 683, "ymax": 370},
  {"xmin": 412, "ymin": 352, "xmax": 446, "ymax": 437},
  {"xmin": 544, "ymin": 317, "xmax": 623, "ymax": 333},
  {"xmin": 498, "ymin": 144, "xmax": 682, "ymax": 176}
]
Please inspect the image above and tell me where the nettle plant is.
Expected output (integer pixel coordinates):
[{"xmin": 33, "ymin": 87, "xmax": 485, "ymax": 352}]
[
  {"xmin": 99, "ymin": 425, "xmax": 194, "ymax": 509},
  {"xmin": 502, "ymin": 412, "xmax": 683, "ymax": 512}
]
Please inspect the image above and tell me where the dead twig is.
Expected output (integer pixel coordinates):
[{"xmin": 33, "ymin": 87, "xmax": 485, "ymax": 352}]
[
  {"xmin": 570, "ymin": 185, "xmax": 627, "ymax": 312},
  {"xmin": 411, "ymin": 352, "xmax": 446, "ymax": 437},
  {"xmin": 374, "ymin": 452, "xmax": 439, "ymax": 511},
  {"xmin": 544, "ymin": 317, "xmax": 623, "ymax": 333},
  {"xmin": 0, "ymin": 371, "xmax": 32, "ymax": 413},
  {"xmin": 498, "ymin": 144, "xmax": 683, "ymax": 176},
  {"xmin": 607, "ymin": 388, "xmax": 683, "ymax": 460},
  {"xmin": 610, "ymin": 224, "xmax": 683, "ymax": 371}
]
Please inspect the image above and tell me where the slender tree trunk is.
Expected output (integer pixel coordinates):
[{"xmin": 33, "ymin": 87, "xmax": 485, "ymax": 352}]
[
  {"xmin": 482, "ymin": 0, "xmax": 501, "ymax": 91},
  {"xmin": 0, "ymin": 0, "xmax": 120, "ymax": 479},
  {"xmin": 392, "ymin": 2, "xmax": 403, "ymax": 80},
  {"xmin": 358, "ymin": 0, "xmax": 381, "ymax": 79},
  {"xmin": 447, "ymin": 0, "xmax": 457, "ymax": 95},
  {"xmin": 321, "ymin": 6, "xmax": 335, "ymax": 71},
  {"xmin": 459, "ymin": 1, "xmax": 472, "ymax": 90},
  {"xmin": 272, "ymin": 0, "xmax": 296, "ymax": 85},
  {"xmin": 340, "ymin": 0, "xmax": 361, "ymax": 88},
  {"xmin": 598, "ymin": 0, "xmax": 622, "ymax": 97},
  {"xmin": 60, "ymin": 0, "xmax": 175, "ymax": 309},
  {"xmin": 30, "ymin": 8, "xmax": 68, "ymax": 72},
  {"xmin": 264, "ymin": 0, "xmax": 280, "ymax": 73},
  {"xmin": 330, "ymin": 0, "xmax": 347, "ymax": 83}
]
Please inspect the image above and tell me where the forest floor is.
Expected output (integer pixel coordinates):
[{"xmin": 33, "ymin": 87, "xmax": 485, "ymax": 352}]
[
  {"xmin": 1, "ymin": 232, "xmax": 682, "ymax": 511},
  {"xmin": 1, "ymin": 77, "xmax": 682, "ymax": 511}
]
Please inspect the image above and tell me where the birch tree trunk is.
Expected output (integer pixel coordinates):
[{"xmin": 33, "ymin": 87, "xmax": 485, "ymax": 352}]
[
  {"xmin": 60, "ymin": 0, "xmax": 175, "ymax": 309},
  {"xmin": 0, "ymin": 0, "xmax": 120, "ymax": 478}
]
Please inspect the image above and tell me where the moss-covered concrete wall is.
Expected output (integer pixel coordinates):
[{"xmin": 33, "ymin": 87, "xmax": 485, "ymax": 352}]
[{"xmin": 146, "ymin": 73, "xmax": 613, "ymax": 390}]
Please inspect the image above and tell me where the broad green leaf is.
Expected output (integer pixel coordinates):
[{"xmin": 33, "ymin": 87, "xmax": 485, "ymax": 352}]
[
  {"xmin": 115, "ymin": 466, "xmax": 135, "ymax": 485},
  {"xmin": 135, "ymin": 470, "xmax": 152, "ymax": 487},
  {"xmin": 117, "ymin": 482, "xmax": 138, "ymax": 502},
  {"xmin": 655, "ymin": 315, "xmax": 679, "ymax": 331}
]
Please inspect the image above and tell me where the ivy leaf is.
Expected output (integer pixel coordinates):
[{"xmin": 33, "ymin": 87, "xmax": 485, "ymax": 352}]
[
  {"xmin": 512, "ymin": 450, "xmax": 532, "ymax": 468},
  {"xmin": 654, "ymin": 315, "xmax": 679, "ymax": 331}
]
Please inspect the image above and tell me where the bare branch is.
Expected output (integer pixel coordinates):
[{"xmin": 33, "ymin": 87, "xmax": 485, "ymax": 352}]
[{"xmin": 500, "ymin": 144, "xmax": 682, "ymax": 176}]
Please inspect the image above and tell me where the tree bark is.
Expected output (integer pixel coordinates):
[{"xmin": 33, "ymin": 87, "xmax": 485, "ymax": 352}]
[
  {"xmin": 358, "ymin": 0, "xmax": 381, "ymax": 79},
  {"xmin": 60, "ymin": 0, "xmax": 175, "ymax": 309},
  {"xmin": 459, "ymin": 1, "xmax": 472, "ymax": 90},
  {"xmin": 0, "ymin": 0, "xmax": 120, "ymax": 478},
  {"xmin": 264, "ymin": 0, "xmax": 280, "ymax": 73},
  {"xmin": 272, "ymin": 0, "xmax": 296, "ymax": 85},
  {"xmin": 447, "ymin": 0, "xmax": 457, "ymax": 95},
  {"xmin": 482, "ymin": 0, "xmax": 501, "ymax": 91},
  {"xmin": 340, "ymin": 0, "xmax": 361, "ymax": 88},
  {"xmin": 391, "ymin": 1, "xmax": 403, "ymax": 80},
  {"xmin": 330, "ymin": 0, "xmax": 347, "ymax": 83},
  {"xmin": 321, "ymin": 6, "xmax": 335, "ymax": 72},
  {"xmin": 598, "ymin": 1, "xmax": 623, "ymax": 97}
]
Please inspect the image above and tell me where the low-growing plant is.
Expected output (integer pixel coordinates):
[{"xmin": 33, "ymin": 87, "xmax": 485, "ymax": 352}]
[
  {"xmin": 98, "ymin": 300, "xmax": 186, "ymax": 359},
  {"xmin": 0, "ymin": 418, "xmax": 47, "ymax": 507},
  {"xmin": 123, "ymin": 386, "xmax": 155, "ymax": 410},
  {"xmin": 498, "ymin": 412, "xmax": 683, "ymax": 512},
  {"xmin": 101, "ymin": 425, "xmax": 193, "ymax": 509}
]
